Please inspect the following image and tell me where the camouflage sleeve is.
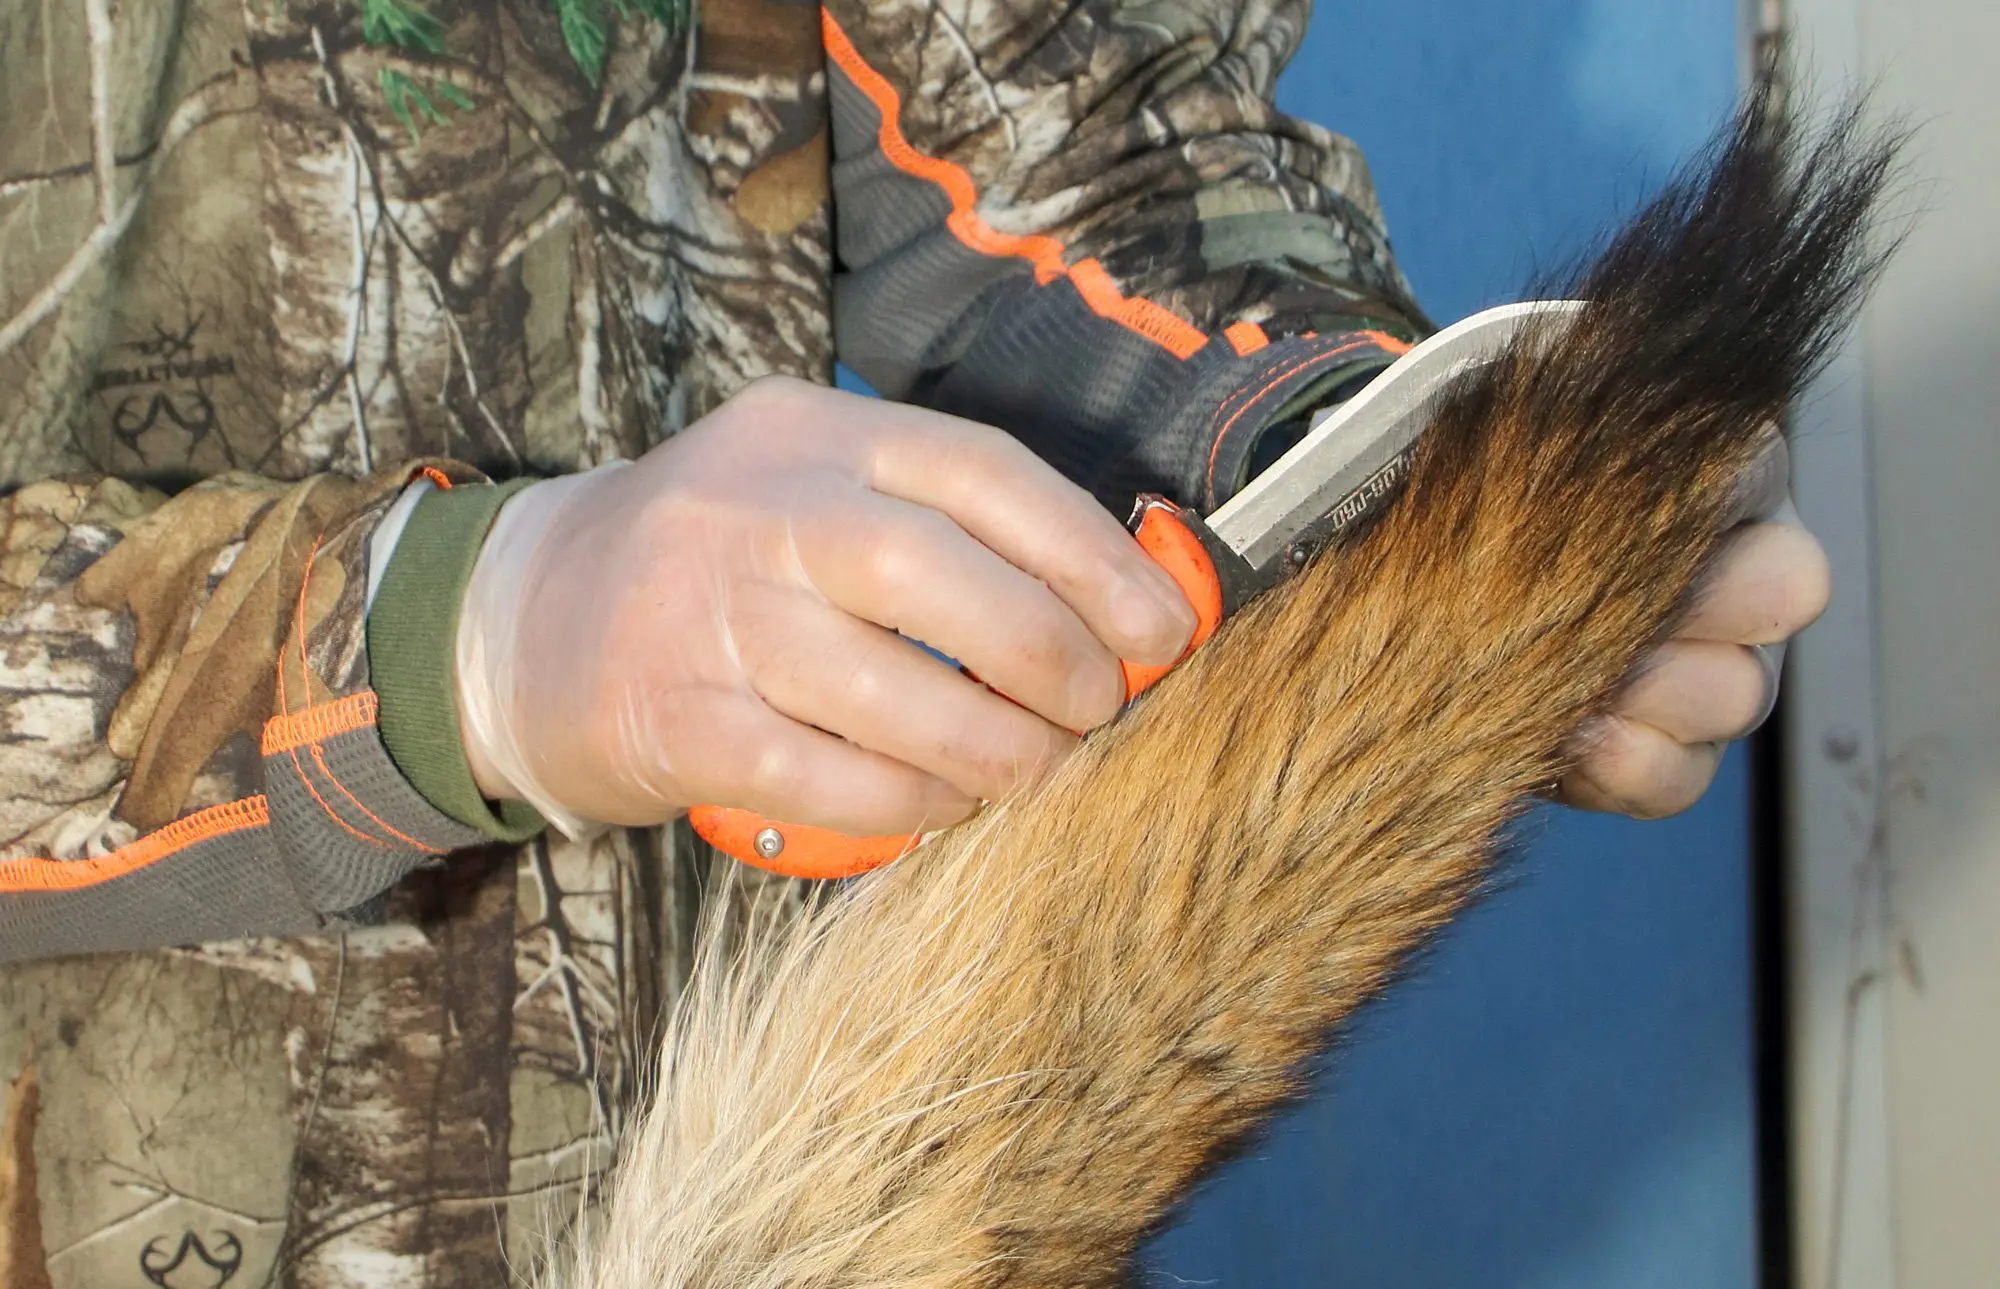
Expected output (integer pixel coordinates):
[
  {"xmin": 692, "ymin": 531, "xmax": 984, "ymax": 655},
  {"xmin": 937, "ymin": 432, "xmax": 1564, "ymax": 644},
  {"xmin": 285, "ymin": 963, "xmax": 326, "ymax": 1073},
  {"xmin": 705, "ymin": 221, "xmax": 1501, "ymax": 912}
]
[
  {"xmin": 822, "ymin": 0, "xmax": 1434, "ymax": 514},
  {"xmin": 0, "ymin": 466, "xmax": 508, "ymax": 964}
]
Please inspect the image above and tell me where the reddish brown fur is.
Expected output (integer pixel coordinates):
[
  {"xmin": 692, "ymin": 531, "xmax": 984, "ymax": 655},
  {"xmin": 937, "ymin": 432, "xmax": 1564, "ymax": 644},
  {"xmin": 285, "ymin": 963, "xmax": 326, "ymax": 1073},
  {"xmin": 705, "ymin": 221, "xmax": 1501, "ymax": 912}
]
[{"xmin": 560, "ymin": 77, "xmax": 1901, "ymax": 1289}]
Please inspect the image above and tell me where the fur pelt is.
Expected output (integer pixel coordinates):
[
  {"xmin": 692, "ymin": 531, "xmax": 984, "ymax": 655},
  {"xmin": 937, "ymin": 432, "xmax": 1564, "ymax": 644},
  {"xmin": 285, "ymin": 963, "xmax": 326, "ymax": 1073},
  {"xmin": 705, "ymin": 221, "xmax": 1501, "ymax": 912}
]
[{"xmin": 562, "ymin": 76, "xmax": 1902, "ymax": 1289}]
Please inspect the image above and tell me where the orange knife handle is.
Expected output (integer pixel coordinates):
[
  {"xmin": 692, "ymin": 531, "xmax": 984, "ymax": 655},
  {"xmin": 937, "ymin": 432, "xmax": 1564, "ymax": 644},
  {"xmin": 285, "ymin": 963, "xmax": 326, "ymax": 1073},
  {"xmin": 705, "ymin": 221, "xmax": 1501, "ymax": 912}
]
[
  {"xmin": 1119, "ymin": 495, "xmax": 1226, "ymax": 698},
  {"xmin": 690, "ymin": 494, "xmax": 1226, "ymax": 880},
  {"xmin": 686, "ymin": 806, "xmax": 923, "ymax": 880}
]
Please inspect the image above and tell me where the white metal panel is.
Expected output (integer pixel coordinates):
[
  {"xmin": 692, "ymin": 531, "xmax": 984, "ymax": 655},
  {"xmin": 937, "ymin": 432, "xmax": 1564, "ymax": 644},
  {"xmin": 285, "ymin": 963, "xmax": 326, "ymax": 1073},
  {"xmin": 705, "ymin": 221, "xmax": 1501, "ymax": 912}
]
[
  {"xmin": 1784, "ymin": 0, "xmax": 2000, "ymax": 1283},
  {"xmin": 1780, "ymin": 4, "xmax": 1900, "ymax": 1283},
  {"xmin": 1858, "ymin": 0, "xmax": 2000, "ymax": 1282}
]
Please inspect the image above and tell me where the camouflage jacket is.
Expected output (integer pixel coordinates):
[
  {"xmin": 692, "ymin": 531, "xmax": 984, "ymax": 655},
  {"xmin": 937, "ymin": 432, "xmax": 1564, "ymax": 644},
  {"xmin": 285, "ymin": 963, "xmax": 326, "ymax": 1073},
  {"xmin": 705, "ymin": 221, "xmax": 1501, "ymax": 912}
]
[{"xmin": 0, "ymin": 2, "xmax": 1424, "ymax": 1285}]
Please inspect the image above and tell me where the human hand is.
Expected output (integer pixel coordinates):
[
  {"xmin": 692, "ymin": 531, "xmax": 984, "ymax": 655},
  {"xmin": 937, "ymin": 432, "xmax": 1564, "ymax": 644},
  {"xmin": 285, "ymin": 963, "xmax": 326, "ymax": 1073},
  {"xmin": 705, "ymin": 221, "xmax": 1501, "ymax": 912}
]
[
  {"xmin": 452, "ymin": 377, "xmax": 1198, "ymax": 839},
  {"xmin": 1559, "ymin": 430, "xmax": 1828, "ymax": 818}
]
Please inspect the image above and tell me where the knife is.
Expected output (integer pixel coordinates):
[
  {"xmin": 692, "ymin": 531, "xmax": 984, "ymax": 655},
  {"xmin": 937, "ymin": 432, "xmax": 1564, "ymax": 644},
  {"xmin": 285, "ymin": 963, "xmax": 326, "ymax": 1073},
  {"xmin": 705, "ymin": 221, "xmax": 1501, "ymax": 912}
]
[{"xmin": 690, "ymin": 299, "xmax": 1584, "ymax": 879}]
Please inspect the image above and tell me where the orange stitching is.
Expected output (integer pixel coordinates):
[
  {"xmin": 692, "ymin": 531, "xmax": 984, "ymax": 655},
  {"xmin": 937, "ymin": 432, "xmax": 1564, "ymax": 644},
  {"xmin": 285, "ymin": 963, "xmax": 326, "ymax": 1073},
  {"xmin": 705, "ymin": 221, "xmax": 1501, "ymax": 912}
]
[
  {"xmin": 1225, "ymin": 321, "xmax": 1270, "ymax": 356},
  {"xmin": 1207, "ymin": 342, "xmax": 1372, "ymax": 485},
  {"xmin": 416, "ymin": 466, "xmax": 454, "ymax": 491},
  {"xmin": 311, "ymin": 744, "xmax": 428, "ymax": 851},
  {"xmin": 265, "ymin": 692, "xmax": 430, "ymax": 851},
  {"xmin": 824, "ymin": 12, "xmax": 1211, "ymax": 362},
  {"xmin": 287, "ymin": 745, "xmax": 393, "ymax": 850},
  {"xmin": 1204, "ymin": 330, "xmax": 1417, "ymax": 488},
  {"xmin": 1200, "ymin": 340, "xmax": 1376, "ymax": 486},
  {"xmin": 1067, "ymin": 260, "xmax": 1208, "ymax": 360},
  {"xmin": 262, "ymin": 692, "xmax": 380, "ymax": 756},
  {"xmin": 0, "ymin": 797, "xmax": 270, "ymax": 894},
  {"xmin": 264, "ymin": 690, "xmax": 427, "ymax": 850}
]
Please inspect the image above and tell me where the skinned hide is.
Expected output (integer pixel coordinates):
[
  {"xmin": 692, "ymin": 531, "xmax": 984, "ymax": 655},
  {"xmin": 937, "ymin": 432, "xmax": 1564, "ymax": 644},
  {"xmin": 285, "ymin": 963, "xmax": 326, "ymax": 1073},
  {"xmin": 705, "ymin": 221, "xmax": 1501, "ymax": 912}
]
[{"xmin": 563, "ymin": 78, "xmax": 1903, "ymax": 1289}]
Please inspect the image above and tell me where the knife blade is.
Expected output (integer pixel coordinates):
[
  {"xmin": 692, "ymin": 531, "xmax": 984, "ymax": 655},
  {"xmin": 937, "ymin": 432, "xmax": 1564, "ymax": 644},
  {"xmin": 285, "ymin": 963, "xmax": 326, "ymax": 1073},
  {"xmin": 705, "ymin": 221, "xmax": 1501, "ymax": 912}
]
[{"xmin": 691, "ymin": 299, "xmax": 1584, "ymax": 879}]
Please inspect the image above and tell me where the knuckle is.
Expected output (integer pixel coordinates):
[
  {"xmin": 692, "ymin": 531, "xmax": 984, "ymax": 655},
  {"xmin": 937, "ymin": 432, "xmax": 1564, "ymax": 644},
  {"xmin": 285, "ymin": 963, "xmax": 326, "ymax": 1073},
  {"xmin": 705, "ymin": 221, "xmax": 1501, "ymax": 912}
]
[
  {"xmin": 839, "ymin": 641, "xmax": 897, "ymax": 711},
  {"xmin": 634, "ymin": 485, "xmax": 701, "ymax": 551},
  {"xmin": 715, "ymin": 375, "xmax": 787, "ymax": 432},
  {"xmin": 1566, "ymin": 716, "xmax": 1717, "ymax": 820},
  {"xmin": 717, "ymin": 375, "xmax": 832, "ymax": 452},
  {"xmin": 861, "ymin": 509, "xmax": 952, "ymax": 595},
  {"xmin": 1645, "ymin": 762, "xmax": 1718, "ymax": 820},
  {"xmin": 747, "ymin": 741, "xmax": 806, "ymax": 808},
  {"xmin": 1584, "ymin": 713, "xmax": 1643, "ymax": 766},
  {"xmin": 1575, "ymin": 718, "xmax": 1652, "ymax": 793},
  {"xmin": 1643, "ymin": 742, "xmax": 1723, "ymax": 820},
  {"xmin": 934, "ymin": 421, "xmax": 1054, "ymax": 497},
  {"xmin": 930, "ymin": 415, "xmax": 1016, "ymax": 465},
  {"xmin": 734, "ymin": 372, "xmax": 809, "ymax": 412}
]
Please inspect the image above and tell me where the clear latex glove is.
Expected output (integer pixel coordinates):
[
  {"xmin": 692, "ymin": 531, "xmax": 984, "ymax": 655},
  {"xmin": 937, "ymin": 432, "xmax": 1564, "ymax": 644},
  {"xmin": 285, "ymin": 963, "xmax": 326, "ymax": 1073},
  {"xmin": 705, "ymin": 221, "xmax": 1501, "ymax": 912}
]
[
  {"xmin": 453, "ymin": 377, "xmax": 1198, "ymax": 840},
  {"xmin": 1560, "ymin": 428, "xmax": 1830, "ymax": 818}
]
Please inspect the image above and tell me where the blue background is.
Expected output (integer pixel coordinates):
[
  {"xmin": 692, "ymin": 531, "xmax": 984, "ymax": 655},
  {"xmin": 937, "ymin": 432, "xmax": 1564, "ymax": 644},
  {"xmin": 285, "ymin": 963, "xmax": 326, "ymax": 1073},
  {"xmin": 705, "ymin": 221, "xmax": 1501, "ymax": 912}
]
[{"xmin": 1137, "ymin": 3, "xmax": 1760, "ymax": 1286}]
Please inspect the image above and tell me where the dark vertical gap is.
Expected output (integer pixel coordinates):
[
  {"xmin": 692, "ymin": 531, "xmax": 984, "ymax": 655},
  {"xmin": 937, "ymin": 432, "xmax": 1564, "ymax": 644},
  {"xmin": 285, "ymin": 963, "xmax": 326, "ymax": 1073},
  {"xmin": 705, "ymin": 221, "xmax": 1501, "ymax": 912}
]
[
  {"xmin": 1750, "ymin": 701, "xmax": 1797, "ymax": 1289},
  {"xmin": 1740, "ymin": 6, "xmax": 1795, "ymax": 1284}
]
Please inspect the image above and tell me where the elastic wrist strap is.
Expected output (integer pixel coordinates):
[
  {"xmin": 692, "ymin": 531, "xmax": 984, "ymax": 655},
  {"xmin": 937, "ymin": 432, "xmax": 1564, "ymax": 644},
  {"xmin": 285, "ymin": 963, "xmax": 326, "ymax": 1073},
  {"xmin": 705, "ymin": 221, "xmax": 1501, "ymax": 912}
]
[{"xmin": 368, "ymin": 477, "xmax": 548, "ymax": 842}]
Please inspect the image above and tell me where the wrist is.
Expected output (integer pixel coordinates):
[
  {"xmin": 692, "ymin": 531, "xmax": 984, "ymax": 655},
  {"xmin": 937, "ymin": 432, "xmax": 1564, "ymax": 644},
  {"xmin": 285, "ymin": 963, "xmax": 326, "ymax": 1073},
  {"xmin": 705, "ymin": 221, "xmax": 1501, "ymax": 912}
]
[
  {"xmin": 452, "ymin": 463, "xmax": 629, "ymax": 839},
  {"xmin": 368, "ymin": 474, "xmax": 549, "ymax": 843}
]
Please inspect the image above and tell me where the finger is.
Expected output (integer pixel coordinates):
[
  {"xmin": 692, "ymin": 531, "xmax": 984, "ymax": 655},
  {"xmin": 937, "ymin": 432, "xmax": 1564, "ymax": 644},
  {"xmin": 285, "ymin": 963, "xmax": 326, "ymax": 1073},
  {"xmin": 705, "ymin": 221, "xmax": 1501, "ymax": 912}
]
[
  {"xmin": 1614, "ymin": 640, "xmax": 1774, "ymax": 745},
  {"xmin": 664, "ymin": 688, "xmax": 979, "ymax": 837},
  {"xmin": 858, "ymin": 408, "xmax": 1199, "ymax": 666},
  {"xmin": 737, "ymin": 593, "xmax": 1079, "ymax": 803},
  {"xmin": 1681, "ymin": 507, "xmax": 1830, "ymax": 644},
  {"xmin": 795, "ymin": 492, "xmax": 1130, "ymax": 731},
  {"xmin": 1559, "ymin": 716, "xmax": 1725, "ymax": 820}
]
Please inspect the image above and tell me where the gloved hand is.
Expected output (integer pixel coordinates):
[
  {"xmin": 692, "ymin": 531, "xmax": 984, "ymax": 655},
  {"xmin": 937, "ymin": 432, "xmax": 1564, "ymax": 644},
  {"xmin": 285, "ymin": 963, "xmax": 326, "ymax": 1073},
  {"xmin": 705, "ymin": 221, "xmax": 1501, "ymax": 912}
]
[
  {"xmin": 1559, "ymin": 429, "xmax": 1828, "ymax": 817},
  {"xmin": 453, "ymin": 377, "xmax": 1198, "ymax": 839}
]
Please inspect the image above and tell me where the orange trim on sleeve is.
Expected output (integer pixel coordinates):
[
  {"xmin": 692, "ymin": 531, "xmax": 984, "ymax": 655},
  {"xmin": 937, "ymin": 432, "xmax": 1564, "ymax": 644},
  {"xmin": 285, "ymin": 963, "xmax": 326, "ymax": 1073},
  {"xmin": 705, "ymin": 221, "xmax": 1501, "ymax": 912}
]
[
  {"xmin": 263, "ymin": 692, "xmax": 381, "ymax": 756},
  {"xmin": 822, "ymin": 10, "xmax": 1211, "ymax": 362},
  {"xmin": 1224, "ymin": 321, "xmax": 1271, "ymax": 356},
  {"xmin": 265, "ymin": 691, "xmax": 431, "ymax": 851},
  {"xmin": 0, "ymin": 796, "xmax": 270, "ymax": 894}
]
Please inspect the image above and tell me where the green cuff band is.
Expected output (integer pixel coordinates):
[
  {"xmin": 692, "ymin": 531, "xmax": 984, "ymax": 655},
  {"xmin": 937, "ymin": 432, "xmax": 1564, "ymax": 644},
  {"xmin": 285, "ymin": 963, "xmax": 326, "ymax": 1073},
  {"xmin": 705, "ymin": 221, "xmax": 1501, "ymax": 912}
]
[{"xmin": 368, "ymin": 477, "xmax": 548, "ymax": 843}]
